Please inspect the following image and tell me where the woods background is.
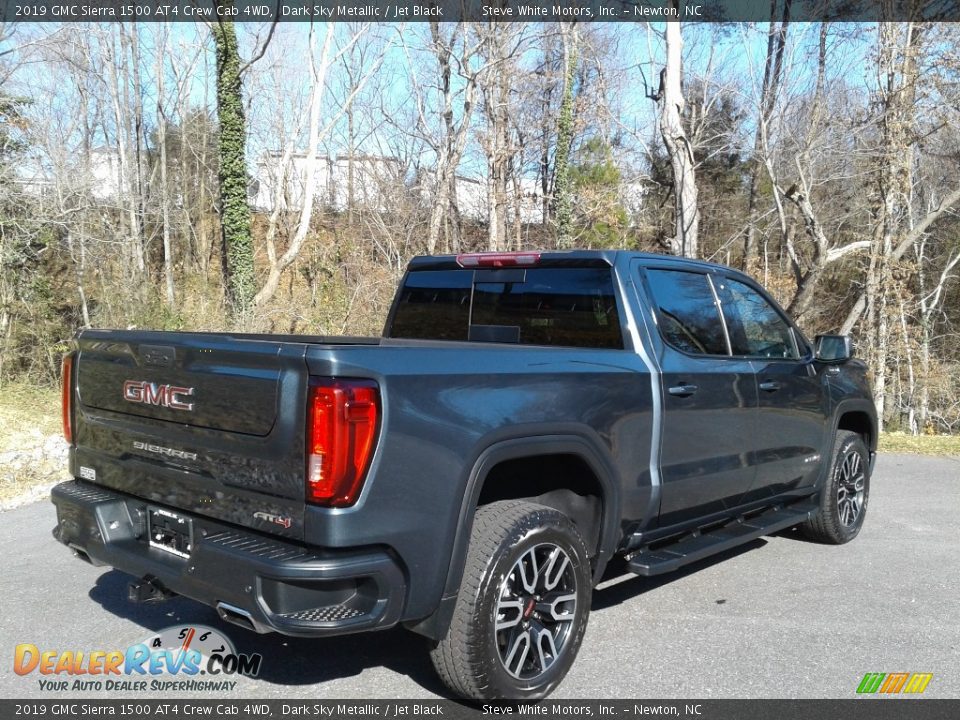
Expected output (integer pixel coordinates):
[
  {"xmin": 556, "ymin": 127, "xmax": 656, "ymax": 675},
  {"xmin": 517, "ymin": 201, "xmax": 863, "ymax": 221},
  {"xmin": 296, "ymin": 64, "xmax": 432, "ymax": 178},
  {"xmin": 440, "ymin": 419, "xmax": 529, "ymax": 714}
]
[{"xmin": 1, "ymin": 14, "xmax": 959, "ymax": 436}]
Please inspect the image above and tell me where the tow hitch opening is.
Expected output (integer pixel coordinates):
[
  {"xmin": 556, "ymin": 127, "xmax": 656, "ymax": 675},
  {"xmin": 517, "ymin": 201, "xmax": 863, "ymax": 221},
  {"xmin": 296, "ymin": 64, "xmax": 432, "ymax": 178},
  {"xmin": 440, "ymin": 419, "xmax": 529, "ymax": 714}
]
[{"xmin": 128, "ymin": 575, "xmax": 175, "ymax": 604}]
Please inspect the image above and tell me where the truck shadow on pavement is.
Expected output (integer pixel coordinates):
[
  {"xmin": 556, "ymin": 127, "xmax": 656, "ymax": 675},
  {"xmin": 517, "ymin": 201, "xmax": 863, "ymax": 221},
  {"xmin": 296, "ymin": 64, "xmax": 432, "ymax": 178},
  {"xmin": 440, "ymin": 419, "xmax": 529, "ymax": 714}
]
[
  {"xmin": 591, "ymin": 539, "xmax": 767, "ymax": 611},
  {"xmin": 87, "ymin": 570, "xmax": 448, "ymax": 696},
  {"xmin": 88, "ymin": 540, "xmax": 767, "ymax": 697}
]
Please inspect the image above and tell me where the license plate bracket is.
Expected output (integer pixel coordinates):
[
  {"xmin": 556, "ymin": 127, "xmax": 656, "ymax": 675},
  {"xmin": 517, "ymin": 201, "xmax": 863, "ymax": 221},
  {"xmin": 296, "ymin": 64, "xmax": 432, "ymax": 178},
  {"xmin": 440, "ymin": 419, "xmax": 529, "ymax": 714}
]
[{"xmin": 147, "ymin": 507, "xmax": 193, "ymax": 559}]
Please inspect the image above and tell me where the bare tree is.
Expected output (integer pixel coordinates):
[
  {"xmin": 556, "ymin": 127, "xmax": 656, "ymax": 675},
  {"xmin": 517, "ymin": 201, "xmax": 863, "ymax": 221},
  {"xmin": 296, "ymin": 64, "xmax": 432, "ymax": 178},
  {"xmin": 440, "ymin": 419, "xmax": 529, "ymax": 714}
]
[
  {"xmin": 743, "ymin": 1, "xmax": 791, "ymax": 269},
  {"xmin": 652, "ymin": 16, "xmax": 699, "ymax": 258},
  {"xmin": 477, "ymin": 24, "xmax": 527, "ymax": 252},
  {"xmin": 422, "ymin": 21, "xmax": 485, "ymax": 254},
  {"xmin": 252, "ymin": 24, "xmax": 386, "ymax": 308},
  {"xmin": 155, "ymin": 24, "xmax": 175, "ymax": 306}
]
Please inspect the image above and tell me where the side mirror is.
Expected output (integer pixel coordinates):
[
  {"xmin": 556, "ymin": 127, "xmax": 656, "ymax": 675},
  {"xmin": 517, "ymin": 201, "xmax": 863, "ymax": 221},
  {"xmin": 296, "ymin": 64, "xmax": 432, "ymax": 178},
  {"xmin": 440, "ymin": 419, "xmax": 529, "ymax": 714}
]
[{"xmin": 815, "ymin": 334, "xmax": 853, "ymax": 362}]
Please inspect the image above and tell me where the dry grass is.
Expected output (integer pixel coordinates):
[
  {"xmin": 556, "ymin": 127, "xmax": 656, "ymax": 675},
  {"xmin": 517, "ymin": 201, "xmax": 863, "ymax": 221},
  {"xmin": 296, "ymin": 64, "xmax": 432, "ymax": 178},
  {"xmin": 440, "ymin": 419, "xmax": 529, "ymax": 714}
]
[
  {"xmin": 0, "ymin": 382, "xmax": 60, "ymax": 434},
  {"xmin": 0, "ymin": 383, "xmax": 68, "ymax": 505},
  {"xmin": 879, "ymin": 432, "xmax": 960, "ymax": 457}
]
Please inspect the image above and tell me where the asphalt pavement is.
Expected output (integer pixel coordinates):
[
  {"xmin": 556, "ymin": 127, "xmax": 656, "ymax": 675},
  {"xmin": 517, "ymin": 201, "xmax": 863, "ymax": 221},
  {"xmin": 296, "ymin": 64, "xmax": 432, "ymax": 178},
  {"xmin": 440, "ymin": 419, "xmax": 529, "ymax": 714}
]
[{"xmin": 2, "ymin": 454, "xmax": 957, "ymax": 699}]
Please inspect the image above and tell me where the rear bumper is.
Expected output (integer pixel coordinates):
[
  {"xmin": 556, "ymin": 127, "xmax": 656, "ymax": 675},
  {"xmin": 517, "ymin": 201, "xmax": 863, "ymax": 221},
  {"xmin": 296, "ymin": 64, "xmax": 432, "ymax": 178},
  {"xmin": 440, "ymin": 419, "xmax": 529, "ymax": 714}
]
[{"xmin": 51, "ymin": 480, "xmax": 406, "ymax": 638}]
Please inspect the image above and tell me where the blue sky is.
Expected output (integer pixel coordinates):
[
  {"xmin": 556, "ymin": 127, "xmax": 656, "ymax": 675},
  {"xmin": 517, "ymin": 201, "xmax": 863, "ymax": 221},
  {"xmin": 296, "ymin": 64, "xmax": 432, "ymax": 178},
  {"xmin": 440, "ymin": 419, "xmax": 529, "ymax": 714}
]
[{"xmin": 4, "ymin": 20, "xmax": 878, "ymax": 182}]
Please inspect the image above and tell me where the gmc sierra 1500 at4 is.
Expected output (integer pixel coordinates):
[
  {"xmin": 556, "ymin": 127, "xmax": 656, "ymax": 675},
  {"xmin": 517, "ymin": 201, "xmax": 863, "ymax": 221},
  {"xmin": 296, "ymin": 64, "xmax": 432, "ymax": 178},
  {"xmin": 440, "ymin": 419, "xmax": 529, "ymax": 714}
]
[{"xmin": 51, "ymin": 250, "xmax": 876, "ymax": 699}]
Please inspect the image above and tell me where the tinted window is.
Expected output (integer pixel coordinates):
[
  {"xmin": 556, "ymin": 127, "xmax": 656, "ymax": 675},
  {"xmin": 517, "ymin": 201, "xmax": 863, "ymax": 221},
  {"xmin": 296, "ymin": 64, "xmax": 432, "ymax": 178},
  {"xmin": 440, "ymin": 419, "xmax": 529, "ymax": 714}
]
[
  {"xmin": 644, "ymin": 269, "xmax": 728, "ymax": 355},
  {"xmin": 718, "ymin": 277, "xmax": 800, "ymax": 359},
  {"xmin": 389, "ymin": 270, "xmax": 471, "ymax": 341},
  {"xmin": 389, "ymin": 267, "xmax": 623, "ymax": 349},
  {"xmin": 471, "ymin": 268, "xmax": 622, "ymax": 348}
]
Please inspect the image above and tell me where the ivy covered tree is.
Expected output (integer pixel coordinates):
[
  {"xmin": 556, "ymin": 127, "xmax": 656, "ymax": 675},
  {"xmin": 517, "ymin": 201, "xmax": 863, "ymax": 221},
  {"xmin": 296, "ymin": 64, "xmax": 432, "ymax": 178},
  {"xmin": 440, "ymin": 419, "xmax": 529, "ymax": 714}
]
[
  {"xmin": 553, "ymin": 26, "xmax": 578, "ymax": 249},
  {"xmin": 212, "ymin": 10, "xmax": 255, "ymax": 317}
]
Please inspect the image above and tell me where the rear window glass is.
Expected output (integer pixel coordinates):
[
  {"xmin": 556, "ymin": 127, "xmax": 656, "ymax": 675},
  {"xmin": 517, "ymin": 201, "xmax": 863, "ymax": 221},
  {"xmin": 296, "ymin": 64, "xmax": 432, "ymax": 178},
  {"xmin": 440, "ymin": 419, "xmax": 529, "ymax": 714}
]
[
  {"xmin": 389, "ymin": 267, "xmax": 623, "ymax": 349},
  {"xmin": 388, "ymin": 270, "xmax": 471, "ymax": 341}
]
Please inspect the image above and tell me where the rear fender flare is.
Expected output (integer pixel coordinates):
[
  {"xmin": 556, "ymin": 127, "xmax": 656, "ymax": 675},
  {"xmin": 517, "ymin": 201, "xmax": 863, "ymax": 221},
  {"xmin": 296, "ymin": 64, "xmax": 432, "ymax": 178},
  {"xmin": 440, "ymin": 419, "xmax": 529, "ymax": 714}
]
[{"xmin": 444, "ymin": 432, "xmax": 621, "ymax": 600}]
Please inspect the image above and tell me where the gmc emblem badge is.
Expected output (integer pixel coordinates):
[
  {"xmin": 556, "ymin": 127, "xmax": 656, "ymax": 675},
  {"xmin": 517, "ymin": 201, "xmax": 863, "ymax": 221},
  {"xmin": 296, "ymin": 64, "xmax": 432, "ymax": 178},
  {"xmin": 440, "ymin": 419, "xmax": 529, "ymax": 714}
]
[{"xmin": 123, "ymin": 380, "xmax": 195, "ymax": 411}]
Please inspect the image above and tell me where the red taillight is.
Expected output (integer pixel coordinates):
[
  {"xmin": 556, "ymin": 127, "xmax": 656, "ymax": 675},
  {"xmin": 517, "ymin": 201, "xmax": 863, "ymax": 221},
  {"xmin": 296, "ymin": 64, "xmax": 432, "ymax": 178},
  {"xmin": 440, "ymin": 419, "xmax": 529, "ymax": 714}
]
[
  {"xmin": 456, "ymin": 252, "xmax": 541, "ymax": 268},
  {"xmin": 61, "ymin": 353, "xmax": 74, "ymax": 445},
  {"xmin": 306, "ymin": 380, "xmax": 380, "ymax": 507}
]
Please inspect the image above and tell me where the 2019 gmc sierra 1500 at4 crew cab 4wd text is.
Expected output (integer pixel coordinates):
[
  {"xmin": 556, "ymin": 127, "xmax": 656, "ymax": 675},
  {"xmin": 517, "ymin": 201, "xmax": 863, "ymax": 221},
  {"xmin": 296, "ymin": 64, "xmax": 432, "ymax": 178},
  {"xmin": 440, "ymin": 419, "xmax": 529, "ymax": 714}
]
[{"xmin": 51, "ymin": 250, "xmax": 876, "ymax": 699}]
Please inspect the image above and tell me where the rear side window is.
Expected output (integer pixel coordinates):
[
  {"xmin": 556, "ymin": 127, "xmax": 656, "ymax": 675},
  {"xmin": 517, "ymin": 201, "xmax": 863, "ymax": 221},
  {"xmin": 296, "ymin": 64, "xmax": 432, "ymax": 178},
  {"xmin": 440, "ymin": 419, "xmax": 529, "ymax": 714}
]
[
  {"xmin": 643, "ymin": 269, "xmax": 728, "ymax": 355},
  {"xmin": 389, "ymin": 267, "xmax": 623, "ymax": 349},
  {"xmin": 718, "ymin": 277, "xmax": 801, "ymax": 359}
]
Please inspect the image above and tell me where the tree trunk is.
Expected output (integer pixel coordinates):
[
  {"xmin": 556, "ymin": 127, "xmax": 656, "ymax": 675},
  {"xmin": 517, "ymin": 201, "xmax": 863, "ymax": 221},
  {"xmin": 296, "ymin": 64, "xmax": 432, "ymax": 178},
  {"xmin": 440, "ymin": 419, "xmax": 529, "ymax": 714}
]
[
  {"xmin": 426, "ymin": 22, "xmax": 480, "ymax": 256},
  {"xmin": 480, "ymin": 26, "xmax": 516, "ymax": 253},
  {"xmin": 744, "ymin": 0, "xmax": 791, "ymax": 270},
  {"xmin": 489, "ymin": 67, "xmax": 510, "ymax": 252},
  {"xmin": 659, "ymin": 20, "xmax": 699, "ymax": 258},
  {"xmin": 863, "ymin": 21, "xmax": 921, "ymax": 431},
  {"xmin": 126, "ymin": 24, "xmax": 148, "ymax": 283},
  {"xmin": 156, "ymin": 25, "xmax": 175, "ymax": 306},
  {"xmin": 212, "ymin": 6, "xmax": 255, "ymax": 316},
  {"xmin": 916, "ymin": 245, "xmax": 960, "ymax": 432},
  {"xmin": 103, "ymin": 29, "xmax": 145, "ymax": 279},
  {"xmin": 254, "ymin": 24, "xmax": 335, "ymax": 308},
  {"xmin": 347, "ymin": 104, "xmax": 355, "ymax": 224},
  {"xmin": 253, "ymin": 25, "xmax": 379, "ymax": 308},
  {"xmin": 554, "ymin": 25, "xmax": 578, "ymax": 249}
]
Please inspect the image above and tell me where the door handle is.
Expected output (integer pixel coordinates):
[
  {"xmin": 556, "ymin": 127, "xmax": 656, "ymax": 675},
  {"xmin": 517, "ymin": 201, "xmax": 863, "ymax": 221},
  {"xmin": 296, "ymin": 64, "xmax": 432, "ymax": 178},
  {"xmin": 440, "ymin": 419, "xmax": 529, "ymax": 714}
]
[
  {"xmin": 759, "ymin": 381, "xmax": 781, "ymax": 392},
  {"xmin": 668, "ymin": 384, "xmax": 699, "ymax": 397}
]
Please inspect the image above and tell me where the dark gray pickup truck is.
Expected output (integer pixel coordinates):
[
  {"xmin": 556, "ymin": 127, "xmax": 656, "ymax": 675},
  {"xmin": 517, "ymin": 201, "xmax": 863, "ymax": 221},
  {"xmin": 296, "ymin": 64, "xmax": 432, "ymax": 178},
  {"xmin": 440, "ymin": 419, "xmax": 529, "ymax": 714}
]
[{"xmin": 52, "ymin": 250, "xmax": 876, "ymax": 699}]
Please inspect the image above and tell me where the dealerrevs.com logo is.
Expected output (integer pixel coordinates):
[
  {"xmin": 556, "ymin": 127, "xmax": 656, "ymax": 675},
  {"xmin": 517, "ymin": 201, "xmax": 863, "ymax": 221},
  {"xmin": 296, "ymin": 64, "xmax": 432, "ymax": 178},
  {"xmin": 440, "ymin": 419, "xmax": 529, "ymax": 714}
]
[{"xmin": 14, "ymin": 625, "xmax": 262, "ymax": 693}]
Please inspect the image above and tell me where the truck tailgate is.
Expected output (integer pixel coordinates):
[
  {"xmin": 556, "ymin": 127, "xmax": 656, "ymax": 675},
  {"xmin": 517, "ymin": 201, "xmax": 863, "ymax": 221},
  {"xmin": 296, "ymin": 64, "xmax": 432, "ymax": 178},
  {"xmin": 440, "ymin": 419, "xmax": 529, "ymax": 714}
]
[{"xmin": 71, "ymin": 330, "xmax": 311, "ymax": 540}]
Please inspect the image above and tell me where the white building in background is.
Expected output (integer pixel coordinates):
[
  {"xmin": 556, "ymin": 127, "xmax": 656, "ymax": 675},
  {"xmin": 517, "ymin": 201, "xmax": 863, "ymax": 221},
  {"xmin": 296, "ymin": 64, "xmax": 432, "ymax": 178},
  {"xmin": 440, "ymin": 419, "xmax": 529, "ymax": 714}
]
[
  {"xmin": 21, "ymin": 145, "xmax": 646, "ymax": 227},
  {"xmin": 444, "ymin": 175, "xmax": 648, "ymax": 227},
  {"xmin": 446, "ymin": 175, "xmax": 545, "ymax": 225},
  {"xmin": 88, "ymin": 147, "xmax": 123, "ymax": 200},
  {"xmin": 9, "ymin": 154, "xmax": 52, "ymax": 196},
  {"xmin": 12, "ymin": 147, "xmax": 125, "ymax": 200},
  {"xmin": 251, "ymin": 151, "xmax": 549, "ymax": 224},
  {"xmin": 251, "ymin": 152, "xmax": 404, "ymax": 213}
]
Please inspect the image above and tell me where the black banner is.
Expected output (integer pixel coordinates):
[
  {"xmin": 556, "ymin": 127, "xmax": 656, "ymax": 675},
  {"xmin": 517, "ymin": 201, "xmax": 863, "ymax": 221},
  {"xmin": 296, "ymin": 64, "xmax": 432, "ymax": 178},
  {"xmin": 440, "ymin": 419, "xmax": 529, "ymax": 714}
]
[
  {"xmin": 3, "ymin": 700, "xmax": 960, "ymax": 720},
  {"xmin": 2, "ymin": 0, "xmax": 960, "ymax": 23}
]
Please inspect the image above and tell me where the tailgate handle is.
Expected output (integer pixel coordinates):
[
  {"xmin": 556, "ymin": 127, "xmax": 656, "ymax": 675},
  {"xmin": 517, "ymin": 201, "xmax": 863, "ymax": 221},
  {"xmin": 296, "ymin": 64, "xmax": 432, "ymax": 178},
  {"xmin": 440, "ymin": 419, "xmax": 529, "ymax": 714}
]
[{"xmin": 140, "ymin": 345, "xmax": 175, "ymax": 368}]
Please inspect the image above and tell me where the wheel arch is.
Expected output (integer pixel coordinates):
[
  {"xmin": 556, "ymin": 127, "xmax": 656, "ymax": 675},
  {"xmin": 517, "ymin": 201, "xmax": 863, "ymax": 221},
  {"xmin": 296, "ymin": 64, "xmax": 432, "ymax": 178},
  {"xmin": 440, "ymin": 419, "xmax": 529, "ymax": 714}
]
[
  {"xmin": 815, "ymin": 398, "xmax": 877, "ymax": 491},
  {"xmin": 406, "ymin": 432, "xmax": 621, "ymax": 640},
  {"xmin": 835, "ymin": 404, "xmax": 877, "ymax": 452}
]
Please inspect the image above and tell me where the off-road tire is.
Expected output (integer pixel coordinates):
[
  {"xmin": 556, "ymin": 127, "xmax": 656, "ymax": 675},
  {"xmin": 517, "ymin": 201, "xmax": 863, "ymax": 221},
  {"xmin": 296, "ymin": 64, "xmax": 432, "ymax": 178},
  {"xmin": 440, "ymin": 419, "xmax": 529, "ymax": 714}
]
[
  {"xmin": 802, "ymin": 430, "xmax": 870, "ymax": 544},
  {"xmin": 430, "ymin": 500, "xmax": 592, "ymax": 700}
]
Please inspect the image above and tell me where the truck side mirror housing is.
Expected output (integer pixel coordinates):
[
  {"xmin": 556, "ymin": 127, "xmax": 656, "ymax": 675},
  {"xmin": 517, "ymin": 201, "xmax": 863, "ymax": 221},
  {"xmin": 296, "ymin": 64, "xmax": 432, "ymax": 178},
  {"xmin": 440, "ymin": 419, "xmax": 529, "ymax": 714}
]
[{"xmin": 815, "ymin": 334, "xmax": 853, "ymax": 362}]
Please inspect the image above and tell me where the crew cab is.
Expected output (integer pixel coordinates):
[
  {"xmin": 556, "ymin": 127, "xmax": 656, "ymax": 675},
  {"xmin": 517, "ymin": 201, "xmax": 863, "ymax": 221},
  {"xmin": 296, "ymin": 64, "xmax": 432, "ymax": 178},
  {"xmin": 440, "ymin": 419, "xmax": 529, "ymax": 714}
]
[{"xmin": 52, "ymin": 250, "xmax": 876, "ymax": 699}]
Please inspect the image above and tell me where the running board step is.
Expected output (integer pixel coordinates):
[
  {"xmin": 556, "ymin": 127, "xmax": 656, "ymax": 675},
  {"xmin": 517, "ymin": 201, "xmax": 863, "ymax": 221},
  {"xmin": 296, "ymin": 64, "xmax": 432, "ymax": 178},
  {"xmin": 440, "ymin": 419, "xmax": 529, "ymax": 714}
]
[{"xmin": 626, "ymin": 502, "xmax": 818, "ymax": 577}]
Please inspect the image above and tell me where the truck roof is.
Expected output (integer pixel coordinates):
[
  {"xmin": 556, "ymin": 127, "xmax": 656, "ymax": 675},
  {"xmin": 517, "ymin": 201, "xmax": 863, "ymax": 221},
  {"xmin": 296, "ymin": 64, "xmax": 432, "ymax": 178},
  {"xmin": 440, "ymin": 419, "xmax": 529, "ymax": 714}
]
[{"xmin": 407, "ymin": 250, "xmax": 750, "ymax": 280}]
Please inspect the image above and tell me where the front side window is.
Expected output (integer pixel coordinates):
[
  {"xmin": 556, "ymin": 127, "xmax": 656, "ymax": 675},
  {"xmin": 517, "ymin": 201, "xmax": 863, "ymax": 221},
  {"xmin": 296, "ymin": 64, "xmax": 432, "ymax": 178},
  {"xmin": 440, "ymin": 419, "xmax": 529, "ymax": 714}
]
[
  {"xmin": 643, "ymin": 269, "xmax": 728, "ymax": 356},
  {"xmin": 718, "ymin": 278, "xmax": 800, "ymax": 359}
]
